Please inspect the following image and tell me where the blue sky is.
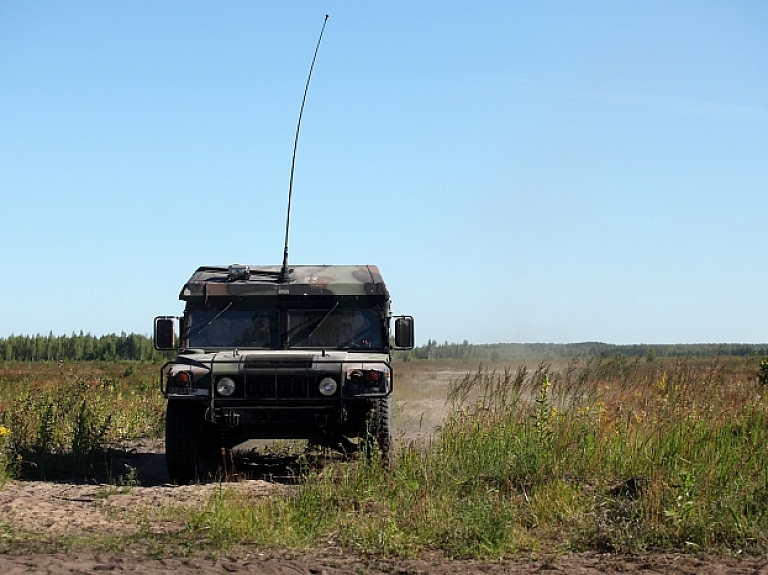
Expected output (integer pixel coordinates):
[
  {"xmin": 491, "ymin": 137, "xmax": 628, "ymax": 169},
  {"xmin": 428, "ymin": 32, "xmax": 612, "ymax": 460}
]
[{"xmin": 1, "ymin": 1, "xmax": 766, "ymax": 345}]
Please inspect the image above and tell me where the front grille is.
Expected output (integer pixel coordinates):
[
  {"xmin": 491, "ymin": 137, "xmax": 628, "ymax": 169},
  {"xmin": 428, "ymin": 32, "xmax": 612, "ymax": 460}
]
[{"xmin": 245, "ymin": 374, "xmax": 314, "ymax": 399}]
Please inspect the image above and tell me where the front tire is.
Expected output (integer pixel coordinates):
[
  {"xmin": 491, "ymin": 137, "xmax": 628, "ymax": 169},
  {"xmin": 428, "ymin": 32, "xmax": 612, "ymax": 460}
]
[
  {"xmin": 165, "ymin": 400, "xmax": 219, "ymax": 484},
  {"xmin": 366, "ymin": 397, "xmax": 392, "ymax": 460}
]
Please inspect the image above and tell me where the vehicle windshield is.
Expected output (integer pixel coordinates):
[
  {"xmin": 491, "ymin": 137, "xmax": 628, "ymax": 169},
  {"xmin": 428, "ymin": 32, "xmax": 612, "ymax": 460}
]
[
  {"xmin": 287, "ymin": 309, "xmax": 383, "ymax": 349},
  {"xmin": 185, "ymin": 308, "xmax": 383, "ymax": 350},
  {"xmin": 187, "ymin": 310, "xmax": 278, "ymax": 349}
]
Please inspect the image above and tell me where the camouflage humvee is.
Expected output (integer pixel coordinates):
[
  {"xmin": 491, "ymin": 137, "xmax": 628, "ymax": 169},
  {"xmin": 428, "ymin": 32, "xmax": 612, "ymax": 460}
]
[{"xmin": 154, "ymin": 264, "xmax": 414, "ymax": 484}]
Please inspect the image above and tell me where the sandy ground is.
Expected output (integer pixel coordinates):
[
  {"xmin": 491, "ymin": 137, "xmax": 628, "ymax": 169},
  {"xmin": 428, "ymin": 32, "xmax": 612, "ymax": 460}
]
[
  {"xmin": 1, "ymin": 366, "xmax": 766, "ymax": 573},
  {"xmin": 1, "ymin": 550, "xmax": 767, "ymax": 574}
]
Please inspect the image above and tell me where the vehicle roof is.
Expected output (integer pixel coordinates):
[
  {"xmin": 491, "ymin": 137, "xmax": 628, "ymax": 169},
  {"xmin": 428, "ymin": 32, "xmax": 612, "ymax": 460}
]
[{"xmin": 179, "ymin": 264, "xmax": 389, "ymax": 301}]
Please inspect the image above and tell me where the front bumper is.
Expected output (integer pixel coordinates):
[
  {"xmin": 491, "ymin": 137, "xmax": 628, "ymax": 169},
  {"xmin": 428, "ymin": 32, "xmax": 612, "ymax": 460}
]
[{"xmin": 160, "ymin": 352, "xmax": 392, "ymax": 429}]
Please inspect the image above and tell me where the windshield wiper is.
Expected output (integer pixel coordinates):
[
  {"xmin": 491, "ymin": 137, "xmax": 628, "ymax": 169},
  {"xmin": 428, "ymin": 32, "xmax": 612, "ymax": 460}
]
[
  {"xmin": 289, "ymin": 303, "xmax": 339, "ymax": 346},
  {"xmin": 197, "ymin": 302, "xmax": 233, "ymax": 335},
  {"xmin": 305, "ymin": 302, "xmax": 338, "ymax": 340}
]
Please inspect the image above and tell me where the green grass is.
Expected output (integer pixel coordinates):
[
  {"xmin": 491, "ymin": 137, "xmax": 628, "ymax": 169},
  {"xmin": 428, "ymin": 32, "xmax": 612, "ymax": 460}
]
[
  {"xmin": 0, "ymin": 361, "xmax": 165, "ymax": 478},
  {"xmin": 187, "ymin": 356, "xmax": 768, "ymax": 558},
  {"xmin": 2, "ymin": 356, "xmax": 767, "ymax": 559}
]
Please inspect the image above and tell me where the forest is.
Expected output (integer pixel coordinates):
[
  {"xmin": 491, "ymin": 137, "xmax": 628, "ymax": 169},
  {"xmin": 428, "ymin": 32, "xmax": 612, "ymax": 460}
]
[
  {"xmin": 0, "ymin": 332, "xmax": 168, "ymax": 362},
  {"xmin": 1, "ymin": 332, "xmax": 766, "ymax": 362}
]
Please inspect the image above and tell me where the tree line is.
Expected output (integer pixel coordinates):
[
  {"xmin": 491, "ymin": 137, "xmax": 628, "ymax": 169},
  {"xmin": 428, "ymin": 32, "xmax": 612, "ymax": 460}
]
[
  {"xmin": 3, "ymin": 332, "xmax": 766, "ymax": 363},
  {"xmin": 398, "ymin": 340, "xmax": 768, "ymax": 361},
  {"xmin": 0, "ymin": 332, "xmax": 169, "ymax": 362}
]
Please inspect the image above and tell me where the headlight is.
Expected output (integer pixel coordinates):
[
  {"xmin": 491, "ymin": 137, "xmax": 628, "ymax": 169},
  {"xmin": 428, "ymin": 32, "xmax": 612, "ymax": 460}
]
[
  {"xmin": 216, "ymin": 377, "xmax": 236, "ymax": 396},
  {"xmin": 318, "ymin": 377, "xmax": 338, "ymax": 396}
]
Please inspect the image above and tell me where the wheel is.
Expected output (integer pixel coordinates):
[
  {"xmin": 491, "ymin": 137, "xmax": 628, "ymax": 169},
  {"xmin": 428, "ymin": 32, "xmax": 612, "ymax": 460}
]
[
  {"xmin": 165, "ymin": 400, "xmax": 221, "ymax": 484},
  {"xmin": 365, "ymin": 397, "xmax": 392, "ymax": 460}
]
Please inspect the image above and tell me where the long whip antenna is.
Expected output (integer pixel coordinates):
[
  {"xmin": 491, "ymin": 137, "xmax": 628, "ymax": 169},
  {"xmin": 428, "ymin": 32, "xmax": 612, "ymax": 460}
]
[{"xmin": 281, "ymin": 14, "xmax": 329, "ymax": 281}]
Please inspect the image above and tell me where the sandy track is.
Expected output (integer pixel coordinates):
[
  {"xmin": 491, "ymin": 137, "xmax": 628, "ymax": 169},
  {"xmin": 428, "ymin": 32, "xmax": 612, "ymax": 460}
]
[{"xmin": 0, "ymin": 552, "xmax": 767, "ymax": 574}]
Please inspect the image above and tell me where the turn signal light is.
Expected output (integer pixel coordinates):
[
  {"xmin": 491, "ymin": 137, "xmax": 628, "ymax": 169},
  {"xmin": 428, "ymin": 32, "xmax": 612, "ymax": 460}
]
[{"xmin": 364, "ymin": 370, "xmax": 380, "ymax": 382}]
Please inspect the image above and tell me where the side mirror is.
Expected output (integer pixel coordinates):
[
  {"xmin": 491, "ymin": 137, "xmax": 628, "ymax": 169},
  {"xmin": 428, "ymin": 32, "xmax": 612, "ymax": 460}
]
[
  {"xmin": 393, "ymin": 316, "xmax": 414, "ymax": 350},
  {"xmin": 154, "ymin": 316, "xmax": 177, "ymax": 350}
]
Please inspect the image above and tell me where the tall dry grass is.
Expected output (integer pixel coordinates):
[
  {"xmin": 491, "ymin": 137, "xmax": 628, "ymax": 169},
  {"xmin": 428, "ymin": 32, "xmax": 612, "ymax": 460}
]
[{"xmin": 190, "ymin": 356, "xmax": 768, "ymax": 557}]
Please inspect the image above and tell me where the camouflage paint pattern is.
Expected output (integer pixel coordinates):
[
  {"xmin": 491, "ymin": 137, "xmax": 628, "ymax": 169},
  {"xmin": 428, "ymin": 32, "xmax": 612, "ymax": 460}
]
[{"xmin": 179, "ymin": 265, "xmax": 389, "ymax": 301}]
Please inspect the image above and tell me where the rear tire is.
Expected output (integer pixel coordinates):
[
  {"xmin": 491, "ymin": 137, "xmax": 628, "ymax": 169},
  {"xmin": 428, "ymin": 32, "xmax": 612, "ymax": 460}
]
[{"xmin": 165, "ymin": 401, "xmax": 220, "ymax": 484}]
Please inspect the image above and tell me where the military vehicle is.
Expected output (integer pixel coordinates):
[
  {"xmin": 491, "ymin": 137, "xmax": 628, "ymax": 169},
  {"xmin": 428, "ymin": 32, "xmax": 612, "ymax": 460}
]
[
  {"xmin": 154, "ymin": 264, "xmax": 414, "ymax": 484},
  {"xmin": 151, "ymin": 16, "xmax": 414, "ymax": 484}
]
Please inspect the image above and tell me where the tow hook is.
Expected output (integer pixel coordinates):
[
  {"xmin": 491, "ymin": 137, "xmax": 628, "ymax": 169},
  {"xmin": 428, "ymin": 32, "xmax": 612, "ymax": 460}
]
[
  {"xmin": 315, "ymin": 413, "xmax": 328, "ymax": 428},
  {"xmin": 204, "ymin": 407, "xmax": 217, "ymax": 423},
  {"xmin": 224, "ymin": 410, "xmax": 240, "ymax": 427}
]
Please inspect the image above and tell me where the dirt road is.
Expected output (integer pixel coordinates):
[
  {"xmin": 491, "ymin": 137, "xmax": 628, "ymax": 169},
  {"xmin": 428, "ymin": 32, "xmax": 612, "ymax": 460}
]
[{"xmin": 0, "ymin": 550, "xmax": 766, "ymax": 574}]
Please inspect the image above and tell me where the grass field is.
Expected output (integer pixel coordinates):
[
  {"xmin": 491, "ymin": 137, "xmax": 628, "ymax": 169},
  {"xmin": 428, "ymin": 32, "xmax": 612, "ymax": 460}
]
[
  {"xmin": 0, "ymin": 361, "xmax": 165, "ymax": 480},
  {"xmin": 1, "ymin": 355, "xmax": 767, "ymax": 559}
]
